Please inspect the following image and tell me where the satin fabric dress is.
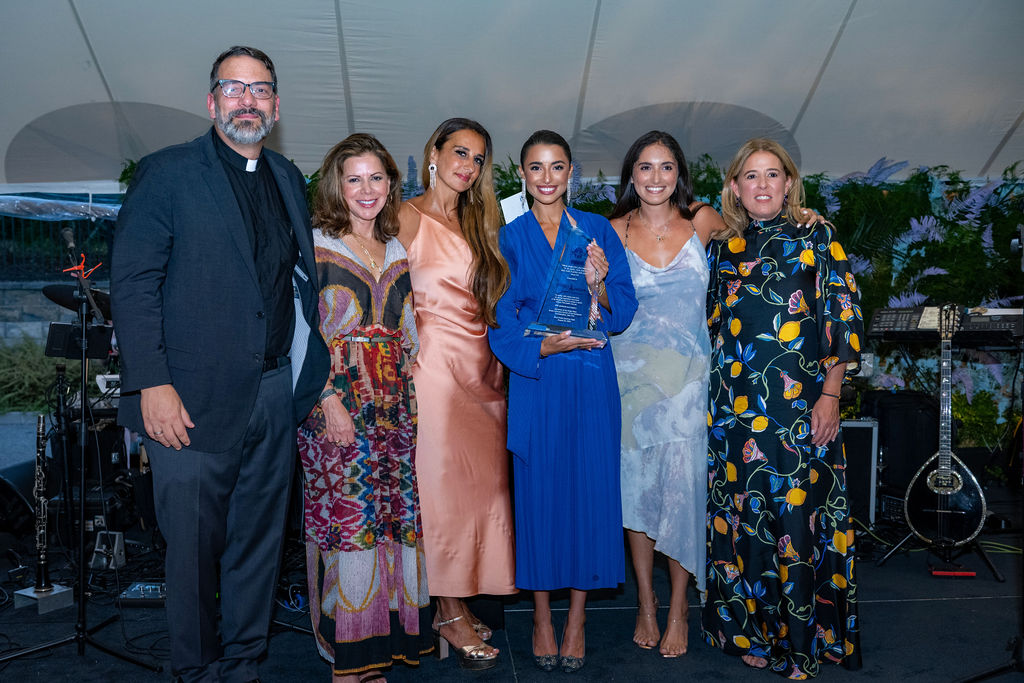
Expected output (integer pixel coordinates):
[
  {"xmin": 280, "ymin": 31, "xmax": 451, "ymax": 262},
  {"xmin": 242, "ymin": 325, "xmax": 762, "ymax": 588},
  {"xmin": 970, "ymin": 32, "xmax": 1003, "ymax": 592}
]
[
  {"xmin": 702, "ymin": 215, "xmax": 863, "ymax": 679},
  {"xmin": 615, "ymin": 228, "xmax": 709, "ymax": 592},
  {"xmin": 404, "ymin": 204, "xmax": 516, "ymax": 597},
  {"xmin": 489, "ymin": 208, "xmax": 638, "ymax": 590}
]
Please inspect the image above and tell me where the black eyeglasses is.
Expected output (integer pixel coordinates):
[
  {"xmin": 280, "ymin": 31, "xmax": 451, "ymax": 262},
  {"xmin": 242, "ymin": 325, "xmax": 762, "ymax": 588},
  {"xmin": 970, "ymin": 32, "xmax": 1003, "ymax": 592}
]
[{"xmin": 211, "ymin": 79, "xmax": 276, "ymax": 99}]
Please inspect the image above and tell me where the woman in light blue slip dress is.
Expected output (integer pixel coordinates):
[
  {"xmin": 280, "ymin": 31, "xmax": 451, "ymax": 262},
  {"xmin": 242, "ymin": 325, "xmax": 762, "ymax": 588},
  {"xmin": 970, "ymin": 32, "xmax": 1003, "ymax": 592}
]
[{"xmin": 608, "ymin": 131, "xmax": 721, "ymax": 658}]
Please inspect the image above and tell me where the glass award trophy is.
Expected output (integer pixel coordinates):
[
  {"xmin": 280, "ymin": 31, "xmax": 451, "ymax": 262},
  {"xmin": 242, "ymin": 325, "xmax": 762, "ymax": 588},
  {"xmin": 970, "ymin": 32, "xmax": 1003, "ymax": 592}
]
[{"xmin": 525, "ymin": 211, "xmax": 607, "ymax": 347}]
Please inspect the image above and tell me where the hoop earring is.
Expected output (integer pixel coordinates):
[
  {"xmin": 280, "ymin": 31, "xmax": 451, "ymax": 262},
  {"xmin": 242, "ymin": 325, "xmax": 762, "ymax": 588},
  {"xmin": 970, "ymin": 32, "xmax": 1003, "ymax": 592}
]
[{"xmin": 428, "ymin": 163, "xmax": 437, "ymax": 190}]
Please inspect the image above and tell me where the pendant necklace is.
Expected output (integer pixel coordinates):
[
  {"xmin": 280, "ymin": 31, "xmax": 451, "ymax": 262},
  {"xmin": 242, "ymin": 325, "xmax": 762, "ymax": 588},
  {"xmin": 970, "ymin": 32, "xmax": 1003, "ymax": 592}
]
[
  {"xmin": 637, "ymin": 209, "xmax": 671, "ymax": 242},
  {"xmin": 349, "ymin": 231, "xmax": 383, "ymax": 276}
]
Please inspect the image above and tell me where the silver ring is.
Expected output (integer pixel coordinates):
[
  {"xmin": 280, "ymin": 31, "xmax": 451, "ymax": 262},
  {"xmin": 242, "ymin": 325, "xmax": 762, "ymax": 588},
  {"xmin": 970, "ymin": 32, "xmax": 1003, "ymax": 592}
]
[{"xmin": 154, "ymin": 430, "xmax": 164, "ymax": 436}]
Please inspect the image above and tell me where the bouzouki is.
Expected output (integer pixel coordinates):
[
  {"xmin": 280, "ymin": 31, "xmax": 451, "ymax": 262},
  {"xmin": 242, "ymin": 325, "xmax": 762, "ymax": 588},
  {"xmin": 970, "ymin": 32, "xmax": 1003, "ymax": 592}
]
[{"xmin": 904, "ymin": 303, "xmax": 987, "ymax": 547}]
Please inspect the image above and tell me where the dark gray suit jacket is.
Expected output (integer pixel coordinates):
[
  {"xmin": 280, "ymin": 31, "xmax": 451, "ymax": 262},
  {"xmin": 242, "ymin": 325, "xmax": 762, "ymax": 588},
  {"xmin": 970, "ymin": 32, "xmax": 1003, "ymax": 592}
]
[{"xmin": 111, "ymin": 129, "xmax": 329, "ymax": 452}]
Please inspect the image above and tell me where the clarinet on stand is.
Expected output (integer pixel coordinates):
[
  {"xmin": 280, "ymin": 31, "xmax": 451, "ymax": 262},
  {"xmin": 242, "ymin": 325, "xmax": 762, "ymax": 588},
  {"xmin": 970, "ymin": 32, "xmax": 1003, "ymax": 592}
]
[
  {"xmin": 33, "ymin": 414, "xmax": 53, "ymax": 594},
  {"xmin": 11, "ymin": 412, "xmax": 73, "ymax": 613}
]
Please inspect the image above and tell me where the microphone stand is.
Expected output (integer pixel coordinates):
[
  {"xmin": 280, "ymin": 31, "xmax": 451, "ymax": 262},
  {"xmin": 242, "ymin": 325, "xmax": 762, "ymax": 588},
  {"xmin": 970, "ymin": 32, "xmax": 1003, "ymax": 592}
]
[{"xmin": 0, "ymin": 240, "xmax": 160, "ymax": 672}]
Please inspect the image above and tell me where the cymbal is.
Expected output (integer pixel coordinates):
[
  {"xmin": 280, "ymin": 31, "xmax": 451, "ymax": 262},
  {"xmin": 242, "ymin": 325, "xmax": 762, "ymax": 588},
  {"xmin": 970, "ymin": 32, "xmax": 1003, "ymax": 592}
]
[{"xmin": 42, "ymin": 284, "xmax": 112, "ymax": 321}]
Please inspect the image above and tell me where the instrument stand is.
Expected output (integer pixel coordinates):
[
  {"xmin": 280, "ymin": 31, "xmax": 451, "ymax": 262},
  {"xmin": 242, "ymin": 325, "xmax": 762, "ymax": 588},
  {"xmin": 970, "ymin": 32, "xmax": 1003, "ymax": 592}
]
[
  {"xmin": 877, "ymin": 531, "xmax": 1004, "ymax": 582},
  {"xmin": 271, "ymin": 619, "xmax": 313, "ymax": 636},
  {"xmin": 930, "ymin": 539, "xmax": 1003, "ymax": 581},
  {"xmin": 0, "ymin": 256, "xmax": 160, "ymax": 673},
  {"xmin": 876, "ymin": 529, "xmax": 915, "ymax": 565}
]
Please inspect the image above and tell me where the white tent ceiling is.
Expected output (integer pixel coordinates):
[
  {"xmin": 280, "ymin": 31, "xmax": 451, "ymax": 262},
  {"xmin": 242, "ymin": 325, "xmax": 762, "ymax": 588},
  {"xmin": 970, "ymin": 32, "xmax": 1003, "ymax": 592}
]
[{"xmin": 2, "ymin": 0, "xmax": 1022, "ymax": 188}]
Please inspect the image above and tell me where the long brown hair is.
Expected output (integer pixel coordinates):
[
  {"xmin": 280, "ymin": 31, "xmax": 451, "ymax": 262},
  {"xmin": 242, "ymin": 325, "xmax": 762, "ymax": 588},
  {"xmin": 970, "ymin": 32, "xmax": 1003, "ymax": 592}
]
[
  {"xmin": 608, "ymin": 130, "xmax": 697, "ymax": 220},
  {"xmin": 313, "ymin": 133, "xmax": 402, "ymax": 242},
  {"xmin": 720, "ymin": 138, "xmax": 806, "ymax": 240},
  {"xmin": 422, "ymin": 118, "xmax": 508, "ymax": 327}
]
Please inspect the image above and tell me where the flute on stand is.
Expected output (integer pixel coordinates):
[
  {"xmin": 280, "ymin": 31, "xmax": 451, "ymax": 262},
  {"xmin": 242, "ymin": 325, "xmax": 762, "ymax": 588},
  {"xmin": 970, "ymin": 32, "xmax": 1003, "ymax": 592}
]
[{"xmin": 33, "ymin": 414, "xmax": 53, "ymax": 593}]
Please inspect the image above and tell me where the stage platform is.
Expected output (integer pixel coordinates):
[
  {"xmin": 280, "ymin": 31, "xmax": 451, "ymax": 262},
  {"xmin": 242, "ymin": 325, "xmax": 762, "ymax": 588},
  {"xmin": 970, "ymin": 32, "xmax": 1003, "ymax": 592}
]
[
  {"xmin": 0, "ymin": 491, "xmax": 1020, "ymax": 682},
  {"xmin": 1, "ymin": 411, "xmax": 1021, "ymax": 681}
]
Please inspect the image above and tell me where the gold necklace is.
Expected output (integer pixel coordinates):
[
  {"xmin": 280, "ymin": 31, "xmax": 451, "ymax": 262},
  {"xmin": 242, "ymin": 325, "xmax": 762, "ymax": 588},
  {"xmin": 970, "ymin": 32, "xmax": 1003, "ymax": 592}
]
[
  {"xmin": 636, "ymin": 209, "xmax": 672, "ymax": 242},
  {"xmin": 349, "ymin": 231, "xmax": 383, "ymax": 275}
]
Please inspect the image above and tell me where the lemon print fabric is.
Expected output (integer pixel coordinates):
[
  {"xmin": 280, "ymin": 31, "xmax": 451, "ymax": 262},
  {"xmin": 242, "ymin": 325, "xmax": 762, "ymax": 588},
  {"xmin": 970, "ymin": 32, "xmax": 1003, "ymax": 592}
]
[{"xmin": 702, "ymin": 215, "xmax": 864, "ymax": 679}]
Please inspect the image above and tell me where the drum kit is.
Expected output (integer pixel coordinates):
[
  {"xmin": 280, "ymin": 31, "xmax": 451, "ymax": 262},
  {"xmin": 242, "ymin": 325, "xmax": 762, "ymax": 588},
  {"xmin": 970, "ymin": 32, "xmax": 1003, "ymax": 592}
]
[
  {"xmin": 36, "ymin": 280, "xmax": 133, "ymax": 519},
  {"xmin": 1, "ymin": 283, "xmax": 120, "ymax": 540},
  {"xmin": 0, "ymin": 282, "xmax": 129, "ymax": 544},
  {"xmin": 0, "ymin": 265, "xmax": 159, "ymax": 671}
]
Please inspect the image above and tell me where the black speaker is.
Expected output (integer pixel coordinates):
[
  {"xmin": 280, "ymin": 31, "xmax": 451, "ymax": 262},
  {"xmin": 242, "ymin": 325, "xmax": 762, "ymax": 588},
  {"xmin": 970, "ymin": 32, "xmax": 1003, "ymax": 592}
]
[
  {"xmin": 842, "ymin": 419, "xmax": 879, "ymax": 525},
  {"xmin": 860, "ymin": 390, "xmax": 939, "ymax": 491},
  {"xmin": 0, "ymin": 471, "xmax": 33, "ymax": 538}
]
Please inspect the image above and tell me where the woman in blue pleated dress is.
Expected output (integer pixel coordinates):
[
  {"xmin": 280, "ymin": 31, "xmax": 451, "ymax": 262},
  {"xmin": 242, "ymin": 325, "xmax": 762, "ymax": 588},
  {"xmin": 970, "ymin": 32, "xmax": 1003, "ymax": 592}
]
[{"xmin": 488, "ymin": 130, "xmax": 637, "ymax": 674}]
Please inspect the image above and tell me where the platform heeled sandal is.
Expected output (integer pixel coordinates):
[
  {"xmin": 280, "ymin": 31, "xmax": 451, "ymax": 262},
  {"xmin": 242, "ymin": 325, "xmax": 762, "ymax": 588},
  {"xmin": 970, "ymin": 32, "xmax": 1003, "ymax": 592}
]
[
  {"xmin": 433, "ymin": 615, "xmax": 499, "ymax": 670},
  {"xmin": 470, "ymin": 616, "xmax": 493, "ymax": 641}
]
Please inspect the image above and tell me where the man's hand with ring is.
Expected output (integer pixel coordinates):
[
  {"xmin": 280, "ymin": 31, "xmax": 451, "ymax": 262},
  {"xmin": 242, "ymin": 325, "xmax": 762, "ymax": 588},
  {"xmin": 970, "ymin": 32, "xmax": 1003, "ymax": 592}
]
[{"xmin": 142, "ymin": 384, "xmax": 194, "ymax": 450}]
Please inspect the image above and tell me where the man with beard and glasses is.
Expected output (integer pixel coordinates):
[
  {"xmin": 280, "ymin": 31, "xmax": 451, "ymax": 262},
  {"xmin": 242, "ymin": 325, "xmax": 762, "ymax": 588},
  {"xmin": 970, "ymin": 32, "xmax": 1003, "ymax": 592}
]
[{"xmin": 111, "ymin": 45, "xmax": 329, "ymax": 683}]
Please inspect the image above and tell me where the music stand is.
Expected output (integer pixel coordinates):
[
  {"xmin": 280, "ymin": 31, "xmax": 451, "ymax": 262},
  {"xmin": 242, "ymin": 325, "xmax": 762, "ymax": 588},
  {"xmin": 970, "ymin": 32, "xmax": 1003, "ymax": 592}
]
[{"xmin": 0, "ymin": 252, "xmax": 160, "ymax": 673}]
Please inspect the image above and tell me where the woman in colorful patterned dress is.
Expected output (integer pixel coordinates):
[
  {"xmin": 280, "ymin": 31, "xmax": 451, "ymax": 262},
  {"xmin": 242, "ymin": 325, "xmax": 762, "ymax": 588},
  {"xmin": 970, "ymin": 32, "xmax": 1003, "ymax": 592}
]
[
  {"xmin": 608, "ymin": 131, "xmax": 721, "ymax": 657},
  {"xmin": 298, "ymin": 134, "xmax": 431, "ymax": 681},
  {"xmin": 702, "ymin": 138, "xmax": 863, "ymax": 679}
]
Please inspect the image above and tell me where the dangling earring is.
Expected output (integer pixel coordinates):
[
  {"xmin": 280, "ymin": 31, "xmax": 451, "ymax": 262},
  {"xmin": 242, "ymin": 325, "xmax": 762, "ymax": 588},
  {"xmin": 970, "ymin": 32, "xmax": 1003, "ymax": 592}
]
[
  {"xmin": 520, "ymin": 177, "xmax": 528, "ymax": 212},
  {"xmin": 566, "ymin": 183, "xmax": 572, "ymax": 205},
  {"xmin": 428, "ymin": 163, "xmax": 437, "ymax": 190},
  {"xmin": 521, "ymin": 176, "xmax": 526, "ymax": 196},
  {"xmin": 783, "ymin": 191, "xmax": 789, "ymax": 206},
  {"xmin": 734, "ymin": 196, "xmax": 740, "ymax": 208}
]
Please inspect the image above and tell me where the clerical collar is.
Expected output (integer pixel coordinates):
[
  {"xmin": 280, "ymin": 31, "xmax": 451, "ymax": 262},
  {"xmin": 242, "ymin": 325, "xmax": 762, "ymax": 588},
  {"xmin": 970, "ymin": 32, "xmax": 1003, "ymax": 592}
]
[{"xmin": 212, "ymin": 128, "xmax": 260, "ymax": 172}]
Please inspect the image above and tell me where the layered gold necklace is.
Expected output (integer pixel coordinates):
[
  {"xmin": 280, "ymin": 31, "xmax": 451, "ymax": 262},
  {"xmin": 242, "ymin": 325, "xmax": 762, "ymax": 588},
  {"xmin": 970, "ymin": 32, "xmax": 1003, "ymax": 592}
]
[{"xmin": 348, "ymin": 231, "xmax": 383, "ymax": 276}]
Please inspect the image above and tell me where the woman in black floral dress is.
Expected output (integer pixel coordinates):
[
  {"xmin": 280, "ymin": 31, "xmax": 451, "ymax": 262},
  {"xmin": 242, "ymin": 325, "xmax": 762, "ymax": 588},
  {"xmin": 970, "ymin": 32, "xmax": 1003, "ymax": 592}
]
[{"xmin": 702, "ymin": 138, "xmax": 863, "ymax": 679}]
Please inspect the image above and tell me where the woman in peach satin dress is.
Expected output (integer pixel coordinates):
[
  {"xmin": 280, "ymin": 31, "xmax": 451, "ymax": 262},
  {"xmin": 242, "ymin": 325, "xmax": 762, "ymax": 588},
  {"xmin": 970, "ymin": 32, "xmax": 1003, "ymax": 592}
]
[{"xmin": 397, "ymin": 118, "xmax": 514, "ymax": 670}]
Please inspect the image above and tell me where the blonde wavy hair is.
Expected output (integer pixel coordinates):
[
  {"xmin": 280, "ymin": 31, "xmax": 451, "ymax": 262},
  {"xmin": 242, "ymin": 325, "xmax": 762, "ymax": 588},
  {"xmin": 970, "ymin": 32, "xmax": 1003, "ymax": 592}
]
[{"xmin": 720, "ymin": 138, "xmax": 806, "ymax": 240}]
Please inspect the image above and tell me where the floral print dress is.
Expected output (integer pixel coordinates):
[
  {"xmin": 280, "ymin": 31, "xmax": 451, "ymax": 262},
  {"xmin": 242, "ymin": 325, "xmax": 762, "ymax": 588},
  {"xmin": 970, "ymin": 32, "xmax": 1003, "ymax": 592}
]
[{"xmin": 702, "ymin": 214, "xmax": 863, "ymax": 679}]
